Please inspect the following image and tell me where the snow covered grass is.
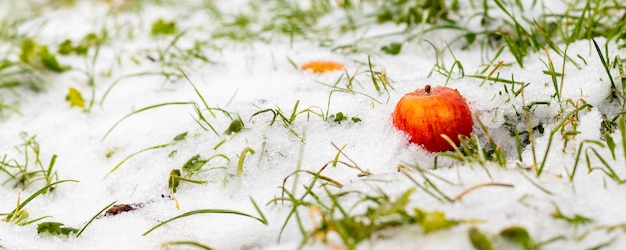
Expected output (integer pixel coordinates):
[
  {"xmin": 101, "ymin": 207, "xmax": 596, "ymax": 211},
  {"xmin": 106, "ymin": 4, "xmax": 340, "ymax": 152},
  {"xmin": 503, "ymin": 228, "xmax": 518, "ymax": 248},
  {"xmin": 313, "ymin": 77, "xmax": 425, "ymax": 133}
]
[{"xmin": 2, "ymin": 0, "xmax": 626, "ymax": 249}]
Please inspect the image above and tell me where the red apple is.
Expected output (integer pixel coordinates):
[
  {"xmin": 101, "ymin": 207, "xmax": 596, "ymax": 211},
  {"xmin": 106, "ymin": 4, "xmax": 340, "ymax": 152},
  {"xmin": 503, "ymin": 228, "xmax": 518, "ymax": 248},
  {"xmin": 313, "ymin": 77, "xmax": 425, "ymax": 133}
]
[{"xmin": 392, "ymin": 85, "xmax": 473, "ymax": 152}]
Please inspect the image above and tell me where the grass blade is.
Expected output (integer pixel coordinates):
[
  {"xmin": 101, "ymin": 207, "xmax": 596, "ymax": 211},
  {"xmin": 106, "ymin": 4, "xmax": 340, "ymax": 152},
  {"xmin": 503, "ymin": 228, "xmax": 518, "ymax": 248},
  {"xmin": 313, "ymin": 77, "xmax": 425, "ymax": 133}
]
[
  {"xmin": 592, "ymin": 38, "xmax": 617, "ymax": 100},
  {"xmin": 162, "ymin": 241, "xmax": 214, "ymax": 250},
  {"xmin": 107, "ymin": 143, "xmax": 170, "ymax": 175},
  {"xmin": 76, "ymin": 200, "xmax": 117, "ymax": 237},
  {"xmin": 237, "ymin": 147, "xmax": 256, "ymax": 175},
  {"xmin": 101, "ymin": 101, "xmax": 193, "ymax": 141},
  {"xmin": 143, "ymin": 206, "xmax": 267, "ymax": 236},
  {"xmin": 5, "ymin": 180, "xmax": 78, "ymax": 221},
  {"xmin": 179, "ymin": 66, "xmax": 216, "ymax": 118}
]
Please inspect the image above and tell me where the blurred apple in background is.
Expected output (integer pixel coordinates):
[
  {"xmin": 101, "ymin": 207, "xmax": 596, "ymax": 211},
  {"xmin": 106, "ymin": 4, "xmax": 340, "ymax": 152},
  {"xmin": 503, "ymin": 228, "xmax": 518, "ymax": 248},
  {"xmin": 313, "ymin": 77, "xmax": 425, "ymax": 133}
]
[{"xmin": 301, "ymin": 60, "xmax": 344, "ymax": 73}]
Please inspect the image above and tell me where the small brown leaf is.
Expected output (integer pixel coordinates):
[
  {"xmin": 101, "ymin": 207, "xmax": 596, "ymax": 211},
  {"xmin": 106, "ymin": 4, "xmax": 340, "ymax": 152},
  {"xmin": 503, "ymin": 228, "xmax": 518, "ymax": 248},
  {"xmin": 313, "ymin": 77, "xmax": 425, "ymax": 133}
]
[{"xmin": 105, "ymin": 204, "xmax": 135, "ymax": 216}]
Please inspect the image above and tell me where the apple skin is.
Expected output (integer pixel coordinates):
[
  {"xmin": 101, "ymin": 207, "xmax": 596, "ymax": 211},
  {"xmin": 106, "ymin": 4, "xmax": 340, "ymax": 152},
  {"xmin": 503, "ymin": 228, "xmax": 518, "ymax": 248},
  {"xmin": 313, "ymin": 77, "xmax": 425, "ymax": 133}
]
[{"xmin": 392, "ymin": 85, "xmax": 473, "ymax": 152}]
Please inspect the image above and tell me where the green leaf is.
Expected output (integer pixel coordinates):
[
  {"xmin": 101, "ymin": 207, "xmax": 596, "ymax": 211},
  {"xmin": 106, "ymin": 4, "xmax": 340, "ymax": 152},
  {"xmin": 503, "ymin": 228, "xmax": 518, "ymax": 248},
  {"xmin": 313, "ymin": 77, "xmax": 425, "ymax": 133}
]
[
  {"xmin": 168, "ymin": 150, "xmax": 178, "ymax": 158},
  {"xmin": 20, "ymin": 38, "xmax": 69, "ymax": 72},
  {"xmin": 19, "ymin": 38, "xmax": 36, "ymax": 63},
  {"xmin": 332, "ymin": 217, "xmax": 373, "ymax": 245},
  {"xmin": 40, "ymin": 48, "xmax": 68, "ymax": 72},
  {"xmin": 366, "ymin": 188, "xmax": 413, "ymax": 220},
  {"xmin": 169, "ymin": 169, "xmax": 181, "ymax": 193},
  {"xmin": 329, "ymin": 112, "xmax": 360, "ymax": 124},
  {"xmin": 381, "ymin": 42, "xmax": 403, "ymax": 55},
  {"xmin": 330, "ymin": 112, "xmax": 347, "ymax": 124},
  {"xmin": 151, "ymin": 19, "xmax": 178, "ymax": 36},
  {"xmin": 225, "ymin": 119, "xmax": 244, "ymax": 135},
  {"xmin": 182, "ymin": 154, "xmax": 206, "ymax": 174},
  {"xmin": 58, "ymin": 39, "xmax": 75, "ymax": 55},
  {"xmin": 66, "ymin": 87, "xmax": 85, "ymax": 108},
  {"xmin": 58, "ymin": 33, "xmax": 103, "ymax": 56},
  {"xmin": 414, "ymin": 208, "xmax": 459, "ymax": 234},
  {"xmin": 173, "ymin": 132, "xmax": 188, "ymax": 141},
  {"xmin": 37, "ymin": 222, "xmax": 78, "ymax": 236},
  {"xmin": 464, "ymin": 33, "xmax": 477, "ymax": 48},
  {"xmin": 78, "ymin": 33, "xmax": 102, "ymax": 54},
  {"xmin": 500, "ymin": 226, "xmax": 534, "ymax": 249},
  {"xmin": 469, "ymin": 227, "xmax": 493, "ymax": 250}
]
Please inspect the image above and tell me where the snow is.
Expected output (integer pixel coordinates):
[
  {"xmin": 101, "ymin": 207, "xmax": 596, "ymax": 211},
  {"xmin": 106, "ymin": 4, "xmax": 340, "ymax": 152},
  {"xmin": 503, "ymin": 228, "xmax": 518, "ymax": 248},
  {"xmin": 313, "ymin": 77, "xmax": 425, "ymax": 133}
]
[{"xmin": 1, "ymin": 1, "xmax": 626, "ymax": 249}]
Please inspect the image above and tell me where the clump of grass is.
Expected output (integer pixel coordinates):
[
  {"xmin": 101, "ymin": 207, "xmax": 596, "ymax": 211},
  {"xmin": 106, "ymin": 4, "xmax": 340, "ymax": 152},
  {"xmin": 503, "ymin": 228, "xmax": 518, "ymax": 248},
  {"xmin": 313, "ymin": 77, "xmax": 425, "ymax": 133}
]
[
  {"xmin": 434, "ymin": 115, "xmax": 507, "ymax": 171},
  {"xmin": 210, "ymin": 2, "xmax": 262, "ymax": 42},
  {"xmin": 0, "ymin": 6, "xmax": 76, "ymax": 116},
  {"xmin": 208, "ymin": 0, "xmax": 365, "ymax": 44},
  {"xmin": 268, "ymin": 145, "xmax": 479, "ymax": 249},
  {"xmin": 0, "ymin": 37, "xmax": 68, "ymax": 95},
  {"xmin": 0, "ymin": 132, "xmax": 61, "ymax": 193},
  {"xmin": 168, "ymin": 152, "xmax": 231, "ymax": 194},
  {"xmin": 99, "ymin": 28, "xmax": 213, "ymax": 107},
  {"xmin": 19, "ymin": 38, "xmax": 70, "ymax": 74},
  {"xmin": 166, "ymin": 144, "xmax": 256, "ymax": 209},
  {"xmin": 152, "ymin": 30, "xmax": 217, "ymax": 68},
  {"xmin": 425, "ymin": 41, "xmax": 465, "ymax": 86},
  {"xmin": 102, "ymin": 68, "xmax": 238, "ymax": 141},
  {"xmin": 1, "ymin": 180, "xmax": 78, "ymax": 226},
  {"xmin": 376, "ymin": 0, "xmax": 455, "ymax": 26},
  {"xmin": 58, "ymin": 33, "xmax": 104, "ymax": 56},
  {"xmin": 250, "ymin": 99, "xmax": 324, "ymax": 139},
  {"xmin": 385, "ymin": 0, "xmax": 625, "ymax": 71},
  {"xmin": 251, "ymin": 100, "xmax": 325, "ymax": 125},
  {"xmin": 314, "ymin": 57, "xmax": 392, "ymax": 123},
  {"xmin": 2, "ymin": 193, "xmax": 49, "ymax": 226},
  {"xmin": 570, "ymin": 115, "xmax": 626, "ymax": 184},
  {"xmin": 274, "ymin": 172, "xmax": 462, "ymax": 249},
  {"xmin": 533, "ymin": 103, "xmax": 592, "ymax": 177}
]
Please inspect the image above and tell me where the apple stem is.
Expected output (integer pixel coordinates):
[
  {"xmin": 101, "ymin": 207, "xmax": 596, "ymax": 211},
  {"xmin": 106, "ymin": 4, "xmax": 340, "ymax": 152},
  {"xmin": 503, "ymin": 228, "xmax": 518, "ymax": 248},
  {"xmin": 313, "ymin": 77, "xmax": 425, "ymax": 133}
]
[{"xmin": 425, "ymin": 85, "xmax": 431, "ymax": 94}]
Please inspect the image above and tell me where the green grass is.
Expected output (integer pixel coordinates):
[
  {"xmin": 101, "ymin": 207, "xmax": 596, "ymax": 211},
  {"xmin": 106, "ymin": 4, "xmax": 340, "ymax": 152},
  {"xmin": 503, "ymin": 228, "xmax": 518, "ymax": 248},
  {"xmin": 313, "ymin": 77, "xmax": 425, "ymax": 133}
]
[
  {"xmin": 273, "ymin": 163, "xmax": 463, "ymax": 249},
  {"xmin": 0, "ymin": 133, "xmax": 61, "ymax": 193},
  {"xmin": 142, "ymin": 197, "xmax": 268, "ymax": 236},
  {"xmin": 2, "ymin": 180, "xmax": 78, "ymax": 225}
]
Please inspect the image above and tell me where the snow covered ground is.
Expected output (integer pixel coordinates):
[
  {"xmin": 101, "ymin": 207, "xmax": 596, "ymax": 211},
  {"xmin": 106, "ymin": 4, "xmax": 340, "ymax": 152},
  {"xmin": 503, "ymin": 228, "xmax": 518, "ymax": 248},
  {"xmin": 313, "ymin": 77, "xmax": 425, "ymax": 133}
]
[{"xmin": 1, "ymin": 0, "xmax": 626, "ymax": 249}]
